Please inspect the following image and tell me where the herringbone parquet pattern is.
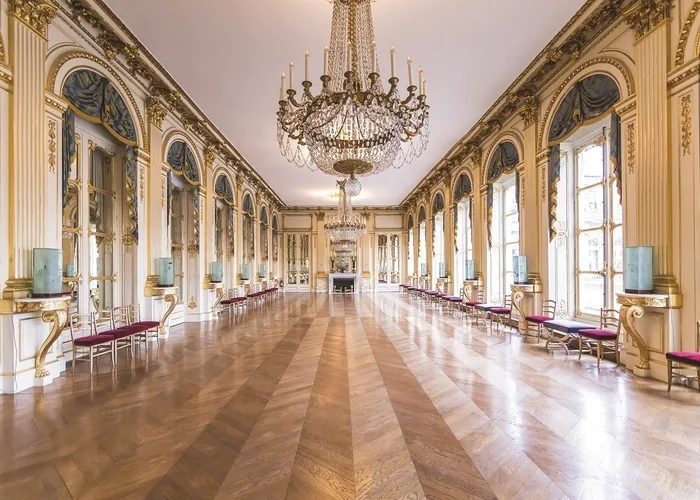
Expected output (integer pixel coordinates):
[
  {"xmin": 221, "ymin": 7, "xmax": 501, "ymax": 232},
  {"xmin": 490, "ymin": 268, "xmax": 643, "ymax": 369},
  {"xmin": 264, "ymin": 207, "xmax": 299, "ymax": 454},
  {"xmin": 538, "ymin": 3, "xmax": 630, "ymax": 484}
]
[{"xmin": 2, "ymin": 294, "xmax": 700, "ymax": 499}]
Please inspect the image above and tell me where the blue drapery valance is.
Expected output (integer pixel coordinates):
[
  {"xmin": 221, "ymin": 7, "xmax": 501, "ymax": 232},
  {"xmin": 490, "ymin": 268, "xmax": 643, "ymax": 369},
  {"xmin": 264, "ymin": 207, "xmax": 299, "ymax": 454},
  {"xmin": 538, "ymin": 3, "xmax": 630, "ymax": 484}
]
[
  {"xmin": 272, "ymin": 215, "xmax": 278, "ymax": 231},
  {"xmin": 486, "ymin": 141, "xmax": 520, "ymax": 248},
  {"xmin": 62, "ymin": 69, "xmax": 139, "ymax": 242},
  {"xmin": 242, "ymin": 194, "xmax": 255, "ymax": 216},
  {"xmin": 487, "ymin": 141, "xmax": 519, "ymax": 183},
  {"xmin": 408, "ymin": 214, "xmax": 414, "ymax": 230},
  {"xmin": 214, "ymin": 174, "xmax": 234, "ymax": 206},
  {"xmin": 62, "ymin": 69, "xmax": 137, "ymax": 146},
  {"xmin": 418, "ymin": 206, "xmax": 426, "ymax": 224},
  {"xmin": 431, "ymin": 193, "xmax": 445, "ymax": 215},
  {"xmin": 167, "ymin": 140, "xmax": 200, "ymax": 186},
  {"xmin": 260, "ymin": 207, "xmax": 268, "ymax": 225},
  {"xmin": 547, "ymin": 74, "xmax": 621, "ymax": 240},
  {"xmin": 453, "ymin": 173, "xmax": 472, "ymax": 204}
]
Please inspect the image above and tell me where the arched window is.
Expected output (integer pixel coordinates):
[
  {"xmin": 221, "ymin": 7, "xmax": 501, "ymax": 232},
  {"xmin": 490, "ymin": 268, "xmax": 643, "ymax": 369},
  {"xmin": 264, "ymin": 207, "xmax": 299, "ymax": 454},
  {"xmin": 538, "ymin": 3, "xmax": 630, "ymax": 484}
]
[
  {"xmin": 259, "ymin": 206, "xmax": 269, "ymax": 278},
  {"xmin": 60, "ymin": 68, "xmax": 139, "ymax": 312},
  {"xmin": 453, "ymin": 172, "xmax": 473, "ymax": 287},
  {"xmin": 167, "ymin": 140, "xmax": 201, "ymax": 303},
  {"xmin": 486, "ymin": 141, "xmax": 520, "ymax": 304},
  {"xmin": 431, "ymin": 193, "xmax": 446, "ymax": 286},
  {"xmin": 272, "ymin": 214, "xmax": 279, "ymax": 266},
  {"xmin": 407, "ymin": 215, "xmax": 415, "ymax": 278},
  {"xmin": 242, "ymin": 194, "xmax": 255, "ymax": 280},
  {"xmin": 418, "ymin": 206, "xmax": 427, "ymax": 276},
  {"xmin": 214, "ymin": 174, "xmax": 235, "ymax": 283},
  {"xmin": 547, "ymin": 74, "xmax": 622, "ymax": 317}
]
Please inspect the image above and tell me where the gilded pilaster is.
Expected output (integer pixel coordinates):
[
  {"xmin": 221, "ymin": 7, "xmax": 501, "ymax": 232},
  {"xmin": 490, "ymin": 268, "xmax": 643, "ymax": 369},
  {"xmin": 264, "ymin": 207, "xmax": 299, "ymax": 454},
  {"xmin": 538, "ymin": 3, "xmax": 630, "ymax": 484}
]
[
  {"xmin": 146, "ymin": 101, "xmax": 166, "ymax": 295},
  {"xmin": 4, "ymin": 0, "xmax": 56, "ymax": 296},
  {"xmin": 625, "ymin": 1, "xmax": 678, "ymax": 294}
]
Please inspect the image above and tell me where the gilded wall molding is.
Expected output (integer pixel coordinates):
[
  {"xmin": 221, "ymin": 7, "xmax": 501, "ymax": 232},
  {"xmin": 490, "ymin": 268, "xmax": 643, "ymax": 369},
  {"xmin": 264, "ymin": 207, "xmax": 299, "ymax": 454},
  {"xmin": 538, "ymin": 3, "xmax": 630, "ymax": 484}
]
[
  {"xmin": 48, "ymin": 51, "xmax": 148, "ymax": 149},
  {"xmin": 676, "ymin": 1, "xmax": 700, "ymax": 66},
  {"xmin": 681, "ymin": 94, "xmax": 692, "ymax": 156},
  {"xmin": 626, "ymin": 122, "xmax": 636, "ymax": 174},
  {"xmin": 9, "ymin": 0, "xmax": 57, "ymax": 39},
  {"xmin": 518, "ymin": 96, "xmax": 538, "ymax": 127},
  {"xmin": 47, "ymin": 119, "xmax": 57, "ymax": 173},
  {"xmin": 145, "ymin": 96, "xmax": 166, "ymax": 129},
  {"xmin": 623, "ymin": 0, "xmax": 673, "ymax": 41}
]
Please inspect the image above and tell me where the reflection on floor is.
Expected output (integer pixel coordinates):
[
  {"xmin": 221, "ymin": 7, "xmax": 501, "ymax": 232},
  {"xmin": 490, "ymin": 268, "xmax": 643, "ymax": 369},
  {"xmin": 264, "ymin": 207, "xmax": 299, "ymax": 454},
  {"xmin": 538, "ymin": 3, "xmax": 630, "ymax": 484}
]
[{"xmin": 1, "ymin": 294, "xmax": 699, "ymax": 499}]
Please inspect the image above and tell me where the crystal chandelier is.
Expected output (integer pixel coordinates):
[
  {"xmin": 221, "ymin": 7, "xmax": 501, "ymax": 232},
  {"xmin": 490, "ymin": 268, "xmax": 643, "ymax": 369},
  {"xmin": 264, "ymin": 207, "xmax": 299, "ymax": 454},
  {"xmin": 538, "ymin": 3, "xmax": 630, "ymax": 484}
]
[
  {"xmin": 277, "ymin": 0, "xmax": 430, "ymax": 178},
  {"xmin": 325, "ymin": 179, "xmax": 366, "ymax": 243}
]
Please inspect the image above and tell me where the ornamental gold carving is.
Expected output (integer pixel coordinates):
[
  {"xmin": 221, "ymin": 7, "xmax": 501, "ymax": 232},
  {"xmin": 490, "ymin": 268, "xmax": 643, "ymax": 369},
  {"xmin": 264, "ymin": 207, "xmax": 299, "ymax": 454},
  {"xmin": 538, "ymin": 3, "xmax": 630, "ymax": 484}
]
[
  {"xmin": 675, "ymin": 1, "xmax": 700, "ymax": 66},
  {"xmin": 623, "ymin": 0, "xmax": 672, "ymax": 41},
  {"xmin": 518, "ymin": 96, "xmax": 538, "ymax": 127},
  {"xmin": 9, "ymin": 0, "xmax": 57, "ymax": 38},
  {"xmin": 681, "ymin": 94, "xmax": 692, "ymax": 157},
  {"xmin": 626, "ymin": 122, "xmax": 636, "ymax": 174},
  {"xmin": 139, "ymin": 166, "xmax": 145, "ymax": 200},
  {"xmin": 48, "ymin": 119, "xmax": 57, "ymax": 173},
  {"xmin": 203, "ymin": 143, "xmax": 217, "ymax": 167},
  {"xmin": 146, "ymin": 96, "xmax": 167, "ymax": 128}
]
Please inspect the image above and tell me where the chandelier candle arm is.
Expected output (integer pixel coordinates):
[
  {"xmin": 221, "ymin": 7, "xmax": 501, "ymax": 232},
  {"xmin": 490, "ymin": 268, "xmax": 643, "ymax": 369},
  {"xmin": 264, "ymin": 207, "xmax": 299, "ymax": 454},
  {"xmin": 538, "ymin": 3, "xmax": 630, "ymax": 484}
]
[
  {"xmin": 371, "ymin": 40, "xmax": 376, "ymax": 73},
  {"xmin": 418, "ymin": 67, "xmax": 423, "ymax": 94},
  {"xmin": 407, "ymin": 57, "xmax": 413, "ymax": 87},
  {"xmin": 390, "ymin": 46, "xmax": 396, "ymax": 78},
  {"xmin": 289, "ymin": 61, "xmax": 294, "ymax": 90},
  {"xmin": 279, "ymin": 73, "xmax": 285, "ymax": 101},
  {"xmin": 305, "ymin": 51, "xmax": 309, "ymax": 81},
  {"xmin": 324, "ymin": 46, "xmax": 329, "ymax": 75}
]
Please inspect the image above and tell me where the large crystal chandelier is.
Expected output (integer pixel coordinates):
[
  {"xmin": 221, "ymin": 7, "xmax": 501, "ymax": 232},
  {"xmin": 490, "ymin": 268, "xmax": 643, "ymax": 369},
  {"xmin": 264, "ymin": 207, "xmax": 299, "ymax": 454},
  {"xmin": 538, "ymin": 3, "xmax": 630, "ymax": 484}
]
[
  {"xmin": 325, "ymin": 179, "xmax": 366, "ymax": 243},
  {"xmin": 277, "ymin": 0, "xmax": 430, "ymax": 178}
]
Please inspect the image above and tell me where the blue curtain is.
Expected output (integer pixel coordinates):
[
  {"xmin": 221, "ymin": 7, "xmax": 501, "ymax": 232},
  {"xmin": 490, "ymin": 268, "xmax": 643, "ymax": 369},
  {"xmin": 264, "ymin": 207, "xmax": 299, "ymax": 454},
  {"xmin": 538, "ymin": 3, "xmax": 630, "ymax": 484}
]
[
  {"xmin": 167, "ymin": 140, "xmax": 200, "ymax": 185},
  {"xmin": 432, "ymin": 193, "xmax": 445, "ymax": 215},
  {"xmin": 243, "ymin": 194, "xmax": 255, "ymax": 216},
  {"xmin": 125, "ymin": 146, "xmax": 138, "ymax": 242},
  {"xmin": 548, "ymin": 74, "xmax": 620, "ymax": 145},
  {"xmin": 453, "ymin": 172, "xmax": 472, "ymax": 203},
  {"xmin": 418, "ymin": 206, "xmax": 426, "ymax": 224},
  {"xmin": 166, "ymin": 172, "xmax": 173, "ymax": 228},
  {"xmin": 487, "ymin": 141, "xmax": 519, "ymax": 182},
  {"xmin": 215, "ymin": 175, "xmax": 234, "ymax": 205},
  {"xmin": 610, "ymin": 112, "xmax": 622, "ymax": 205},
  {"xmin": 548, "ymin": 145, "xmax": 561, "ymax": 241},
  {"xmin": 61, "ymin": 109, "xmax": 76, "ymax": 209},
  {"xmin": 62, "ymin": 69, "xmax": 137, "ymax": 146}
]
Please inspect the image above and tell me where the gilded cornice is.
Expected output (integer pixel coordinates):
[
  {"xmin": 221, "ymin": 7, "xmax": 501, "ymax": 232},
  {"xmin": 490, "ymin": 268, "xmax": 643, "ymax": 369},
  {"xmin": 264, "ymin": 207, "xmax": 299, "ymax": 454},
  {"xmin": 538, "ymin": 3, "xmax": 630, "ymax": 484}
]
[
  {"xmin": 623, "ymin": 0, "xmax": 673, "ymax": 41},
  {"xmin": 518, "ymin": 96, "xmax": 538, "ymax": 127},
  {"xmin": 10, "ymin": 0, "xmax": 57, "ymax": 39},
  {"xmin": 675, "ymin": 1, "xmax": 700, "ymax": 66},
  {"xmin": 400, "ymin": 0, "xmax": 631, "ymax": 207},
  {"xmin": 668, "ymin": 58, "xmax": 700, "ymax": 89},
  {"xmin": 59, "ymin": 0, "xmax": 285, "ymax": 208},
  {"xmin": 44, "ymin": 91, "xmax": 68, "ymax": 112}
]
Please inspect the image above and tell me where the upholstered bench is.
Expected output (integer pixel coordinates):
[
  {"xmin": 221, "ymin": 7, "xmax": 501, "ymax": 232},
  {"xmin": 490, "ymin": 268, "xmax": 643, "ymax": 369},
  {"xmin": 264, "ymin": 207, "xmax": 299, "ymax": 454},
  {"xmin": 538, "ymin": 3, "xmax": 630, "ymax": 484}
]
[
  {"xmin": 542, "ymin": 319, "xmax": 594, "ymax": 354},
  {"xmin": 473, "ymin": 304, "xmax": 499, "ymax": 326},
  {"xmin": 666, "ymin": 328, "xmax": 700, "ymax": 392}
]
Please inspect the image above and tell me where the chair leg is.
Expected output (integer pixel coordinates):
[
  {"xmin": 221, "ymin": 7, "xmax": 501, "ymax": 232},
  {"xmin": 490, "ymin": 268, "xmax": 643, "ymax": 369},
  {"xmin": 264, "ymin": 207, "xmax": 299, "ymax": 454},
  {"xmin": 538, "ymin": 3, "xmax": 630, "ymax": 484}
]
[
  {"xmin": 667, "ymin": 362, "xmax": 673, "ymax": 392},
  {"xmin": 597, "ymin": 340, "xmax": 602, "ymax": 368},
  {"xmin": 89, "ymin": 347, "xmax": 94, "ymax": 374},
  {"xmin": 72, "ymin": 346, "xmax": 77, "ymax": 371},
  {"xmin": 578, "ymin": 336, "xmax": 582, "ymax": 360}
]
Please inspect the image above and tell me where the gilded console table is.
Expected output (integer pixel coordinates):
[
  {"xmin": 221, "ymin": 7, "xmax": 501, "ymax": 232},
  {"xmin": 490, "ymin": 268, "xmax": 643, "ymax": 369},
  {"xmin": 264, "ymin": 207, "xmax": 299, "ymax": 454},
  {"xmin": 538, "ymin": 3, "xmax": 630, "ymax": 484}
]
[
  {"xmin": 511, "ymin": 281, "xmax": 543, "ymax": 335},
  {"xmin": 616, "ymin": 293, "xmax": 670, "ymax": 378}
]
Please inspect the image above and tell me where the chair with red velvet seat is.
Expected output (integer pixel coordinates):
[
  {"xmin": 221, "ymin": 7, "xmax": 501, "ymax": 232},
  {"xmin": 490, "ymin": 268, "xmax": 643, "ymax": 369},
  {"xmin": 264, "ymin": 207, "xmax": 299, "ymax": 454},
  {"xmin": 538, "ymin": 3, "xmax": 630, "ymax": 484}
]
[
  {"xmin": 490, "ymin": 295, "xmax": 513, "ymax": 333},
  {"xmin": 463, "ymin": 289, "xmax": 485, "ymax": 321},
  {"xmin": 129, "ymin": 304, "xmax": 160, "ymax": 348},
  {"xmin": 100, "ymin": 307, "xmax": 139, "ymax": 360},
  {"xmin": 69, "ymin": 313, "xmax": 115, "ymax": 374},
  {"xmin": 578, "ymin": 309, "xmax": 621, "ymax": 367},
  {"xmin": 524, "ymin": 299, "xmax": 557, "ymax": 343},
  {"xmin": 666, "ymin": 322, "xmax": 700, "ymax": 392}
]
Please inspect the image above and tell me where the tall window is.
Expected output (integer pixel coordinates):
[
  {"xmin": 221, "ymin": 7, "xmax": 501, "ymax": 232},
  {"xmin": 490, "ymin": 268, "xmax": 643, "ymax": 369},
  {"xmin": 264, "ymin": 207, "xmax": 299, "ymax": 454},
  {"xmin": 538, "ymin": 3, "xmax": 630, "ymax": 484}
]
[
  {"xmin": 575, "ymin": 134, "xmax": 623, "ymax": 315},
  {"xmin": 242, "ymin": 194, "xmax": 255, "ymax": 280},
  {"xmin": 260, "ymin": 206, "xmax": 269, "ymax": 278},
  {"xmin": 488, "ymin": 174, "xmax": 519, "ymax": 303},
  {"xmin": 418, "ymin": 207, "xmax": 427, "ymax": 276},
  {"xmin": 432, "ymin": 212, "xmax": 445, "ymax": 282},
  {"xmin": 89, "ymin": 146, "xmax": 116, "ymax": 310},
  {"xmin": 407, "ymin": 216, "xmax": 415, "ymax": 278},
  {"xmin": 454, "ymin": 199, "xmax": 473, "ymax": 287}
]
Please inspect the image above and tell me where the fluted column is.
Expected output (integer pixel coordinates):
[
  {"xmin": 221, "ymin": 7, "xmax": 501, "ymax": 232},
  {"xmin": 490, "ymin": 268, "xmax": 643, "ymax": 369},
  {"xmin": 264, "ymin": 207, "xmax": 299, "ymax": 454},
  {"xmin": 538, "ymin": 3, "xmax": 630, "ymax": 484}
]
[
  {"xmin": 203, "ymin": 146, "xmax": 216, "ymax": 281},
  {"xmin": 4, "ymin": 0, "xmax": 56, "ymax": 296},
  {"xmin": 625, "ymin": 1, "xmax": 677, "ymax": 294},
  {"xmin": 144, "ymin": 97, "xmax": 166, "ymax": 296},
  {"xmin": 235, "ymin": 176, "xmax": 244, "ymax": 285}
]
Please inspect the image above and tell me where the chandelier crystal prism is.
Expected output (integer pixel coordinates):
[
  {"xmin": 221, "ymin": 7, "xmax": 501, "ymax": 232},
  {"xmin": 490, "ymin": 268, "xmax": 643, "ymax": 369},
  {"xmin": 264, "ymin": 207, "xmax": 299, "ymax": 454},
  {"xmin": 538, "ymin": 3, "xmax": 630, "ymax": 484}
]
[
  {"xmin": 277, "ymin": 0, "xmax": 430, "ymax": 177},
  {"xmin": 325, "ymin": 179, "xmax": 366, "ymax": 244}
]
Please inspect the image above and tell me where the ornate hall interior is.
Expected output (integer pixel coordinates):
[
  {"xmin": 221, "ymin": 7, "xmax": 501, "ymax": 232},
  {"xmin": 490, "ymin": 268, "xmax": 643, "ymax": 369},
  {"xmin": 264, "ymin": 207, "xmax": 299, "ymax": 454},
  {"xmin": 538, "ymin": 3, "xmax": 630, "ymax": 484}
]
[{"xmin": 1, "ymin": 0, "xmax": 700, "ymax": 498}]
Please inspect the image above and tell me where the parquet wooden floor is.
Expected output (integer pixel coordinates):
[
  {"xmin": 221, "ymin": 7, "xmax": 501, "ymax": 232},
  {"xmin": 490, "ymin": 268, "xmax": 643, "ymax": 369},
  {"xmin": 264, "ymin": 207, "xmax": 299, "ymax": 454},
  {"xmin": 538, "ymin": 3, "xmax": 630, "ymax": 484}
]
[{"xmin": 2, "ymin": 294, "xmax": 700, "ymax": 499}]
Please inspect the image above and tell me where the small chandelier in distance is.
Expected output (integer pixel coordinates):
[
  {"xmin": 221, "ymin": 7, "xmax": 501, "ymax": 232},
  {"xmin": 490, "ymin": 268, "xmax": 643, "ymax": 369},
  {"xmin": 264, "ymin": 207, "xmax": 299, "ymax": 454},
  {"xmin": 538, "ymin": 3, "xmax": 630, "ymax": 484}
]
[
  {"xmin": 325, "ymin": 179, "xmax": 366, "ymax": 244},
  {"xmin": 277, "ymin": 0, "xmax": 430, "ymax": 179}
]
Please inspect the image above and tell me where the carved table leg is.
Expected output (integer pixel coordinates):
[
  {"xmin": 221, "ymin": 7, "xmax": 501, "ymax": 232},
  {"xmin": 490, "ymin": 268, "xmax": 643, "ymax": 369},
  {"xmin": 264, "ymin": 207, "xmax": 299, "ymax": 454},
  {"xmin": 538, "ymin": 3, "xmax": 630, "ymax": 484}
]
[
  {"xmin": 35, "ymin": 309, "xmax": 68, "ymax": 378},
  {"xmin": 512, "ymin": 291, "xmax": 527, "ymax": 334},
  {"xmin": 619, "ymin": 304, "xmax": 650, "ymax": 375},
  {"xmin": 159, "ymin": 293, "xmax": 178, "ymax": 336}
]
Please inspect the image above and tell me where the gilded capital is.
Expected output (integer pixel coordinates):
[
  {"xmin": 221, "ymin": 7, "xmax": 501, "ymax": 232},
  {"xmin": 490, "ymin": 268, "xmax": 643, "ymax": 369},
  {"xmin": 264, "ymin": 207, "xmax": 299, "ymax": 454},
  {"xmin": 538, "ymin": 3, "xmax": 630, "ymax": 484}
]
[
  {"xmin": 518, "ymin": 96, "xmax": 538, "ymax": 128},
  {"xmin": 203, "ymin": 143, "xmax": 217, "ymax": 167},
  {"xmin": 146, "ymin": 96, "xmax": 167, "ymax": 129},
  {"xmin": 10, "ymin": 0, "xmax": 57, "ymax": 38},
  {"xmin": 624, "ymin": 0, "xmax": 672, "ymax": 41}
]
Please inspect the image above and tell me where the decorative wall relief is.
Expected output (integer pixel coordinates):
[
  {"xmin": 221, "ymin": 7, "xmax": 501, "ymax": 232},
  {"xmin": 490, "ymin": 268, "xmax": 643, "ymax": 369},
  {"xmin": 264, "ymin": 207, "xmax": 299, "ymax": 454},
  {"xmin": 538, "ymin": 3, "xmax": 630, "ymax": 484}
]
[
  {"xmin": 48, "ymin": 119, "xmax": 57, "ymax": 173},
  {"xmin": 139, "ymin": 166, "xmax": 145, "ymax": 200},
  {"xmin": 681, "ymin": 94, "xmax": 692, "ymax": 157},
  {"xmin": 626, "ymin": 122, "xmax": 636, "ymax": 174}
]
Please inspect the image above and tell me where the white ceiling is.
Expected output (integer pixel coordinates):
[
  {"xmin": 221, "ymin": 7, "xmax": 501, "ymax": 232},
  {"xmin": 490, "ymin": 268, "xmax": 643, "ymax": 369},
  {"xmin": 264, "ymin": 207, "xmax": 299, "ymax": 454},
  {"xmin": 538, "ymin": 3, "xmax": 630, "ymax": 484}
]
[{"xmin": 104, "ymin": 0, "xmax": 587, "ymax": 206}]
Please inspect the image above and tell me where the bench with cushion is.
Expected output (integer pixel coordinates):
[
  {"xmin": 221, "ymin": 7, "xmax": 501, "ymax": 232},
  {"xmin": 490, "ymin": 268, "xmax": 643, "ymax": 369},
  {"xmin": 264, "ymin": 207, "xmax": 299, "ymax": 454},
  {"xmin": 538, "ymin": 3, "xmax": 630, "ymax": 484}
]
[
  {"xmin": 666, "ymin": 322, "xmax": 700, "ymax": 392},
  {"xmin": 542, "ymin": 319, "xmax": 594, "ymax": 354}
]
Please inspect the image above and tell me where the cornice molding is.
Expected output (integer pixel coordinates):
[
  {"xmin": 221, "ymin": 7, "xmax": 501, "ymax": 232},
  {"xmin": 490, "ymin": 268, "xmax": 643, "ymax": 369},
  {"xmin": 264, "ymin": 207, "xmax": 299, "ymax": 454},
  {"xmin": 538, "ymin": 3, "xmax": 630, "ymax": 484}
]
[
  {"xmin": 623, "ymin": 0, "xmax": 673, "ymax": 41},
  {"xmin": 400, "ymin": 0, "xmax": 631, "ymax": 207},
  {"xmin": 60, "ymin": 0, "xmax": 285, "ymax": 207},
  {"xmin": 10, "ymin": 0, "xmax": 57, "ymax": 39}
]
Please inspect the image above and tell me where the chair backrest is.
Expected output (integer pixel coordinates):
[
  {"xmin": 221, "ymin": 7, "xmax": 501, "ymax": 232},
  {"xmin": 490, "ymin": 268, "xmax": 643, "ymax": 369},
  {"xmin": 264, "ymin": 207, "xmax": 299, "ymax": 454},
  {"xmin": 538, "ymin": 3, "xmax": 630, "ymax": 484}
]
[
  {"xmin": 504, "ymin": 294, "xmax": 512, "ymax": 309},
  {"xmin": 112, "ymin": 306, "xmax": 131, "ymax": 328},
  {"xmin": 600, "ymin": 309, "xmax": 621, "ymax": 333},
  {"xmin": 128, "ymin": 304, "xmax": 142, "ymax": 324},
  {"xmin": 473, "ymin": 289, "xmax": 484, "ymax": 303},
  {"xmin": 543, "ymin": 299, "xmax": 557, "ymax": 318},
  {"xmin": 436, "ymin": 278, "xmax": 447, "ymax": 294},
  {"xmin": 227, "ymin": 288, "xmax": 236, "ymax": 299},
  {"xmin": 244, "ymin": 283, "xmax": 251, "ymax": 296},
  {"xmin": 69, "ymin": 313, "xmax": 94, "ymax": 341},
  {"xmin": 93, "ymin": 309, "xmax": 114, "ymax": 334}
]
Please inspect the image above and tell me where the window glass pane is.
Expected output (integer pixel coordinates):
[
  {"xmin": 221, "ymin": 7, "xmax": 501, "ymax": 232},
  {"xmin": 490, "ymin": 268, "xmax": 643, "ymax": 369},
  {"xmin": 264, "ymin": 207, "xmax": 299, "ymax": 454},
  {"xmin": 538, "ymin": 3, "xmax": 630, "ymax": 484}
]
[
  {"xmin": 578, "ymin": 231, "xmax": 604, "ymax": 272},
  {"xmin": 612, "ymin": 226, "xmax": 624, "ymax": 273},
  {"xmin": 505, "ymin": 244, "xmax": 518, "ymax": 272},
  {"xmin": 578, "ymin": 274, "xmax": 604, "ymax": 314},
  {"xmin": 611, "ymin": 191, "xmax": 623, "ymax": 224},
  {"xmin": 613, "ymin": 274, "xmax": 624, "ymax": 310},
  {"xmin": 504, "ymin": 185, "xmax": 517, "ymax": 215},
  {"xmin": 577, "ymin": 185, "xmax": 604, "ymax": 230},
  {"xmin": 505, "ymin": 272, "xmax": 514, "ymax": 296},
  {"xmin": 505, "ymin": 214, "xmax": 519, "ymax": 243},
  {"xmin": 577, "ymin": 144, "xmax": 604, "ymax": 188}
]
